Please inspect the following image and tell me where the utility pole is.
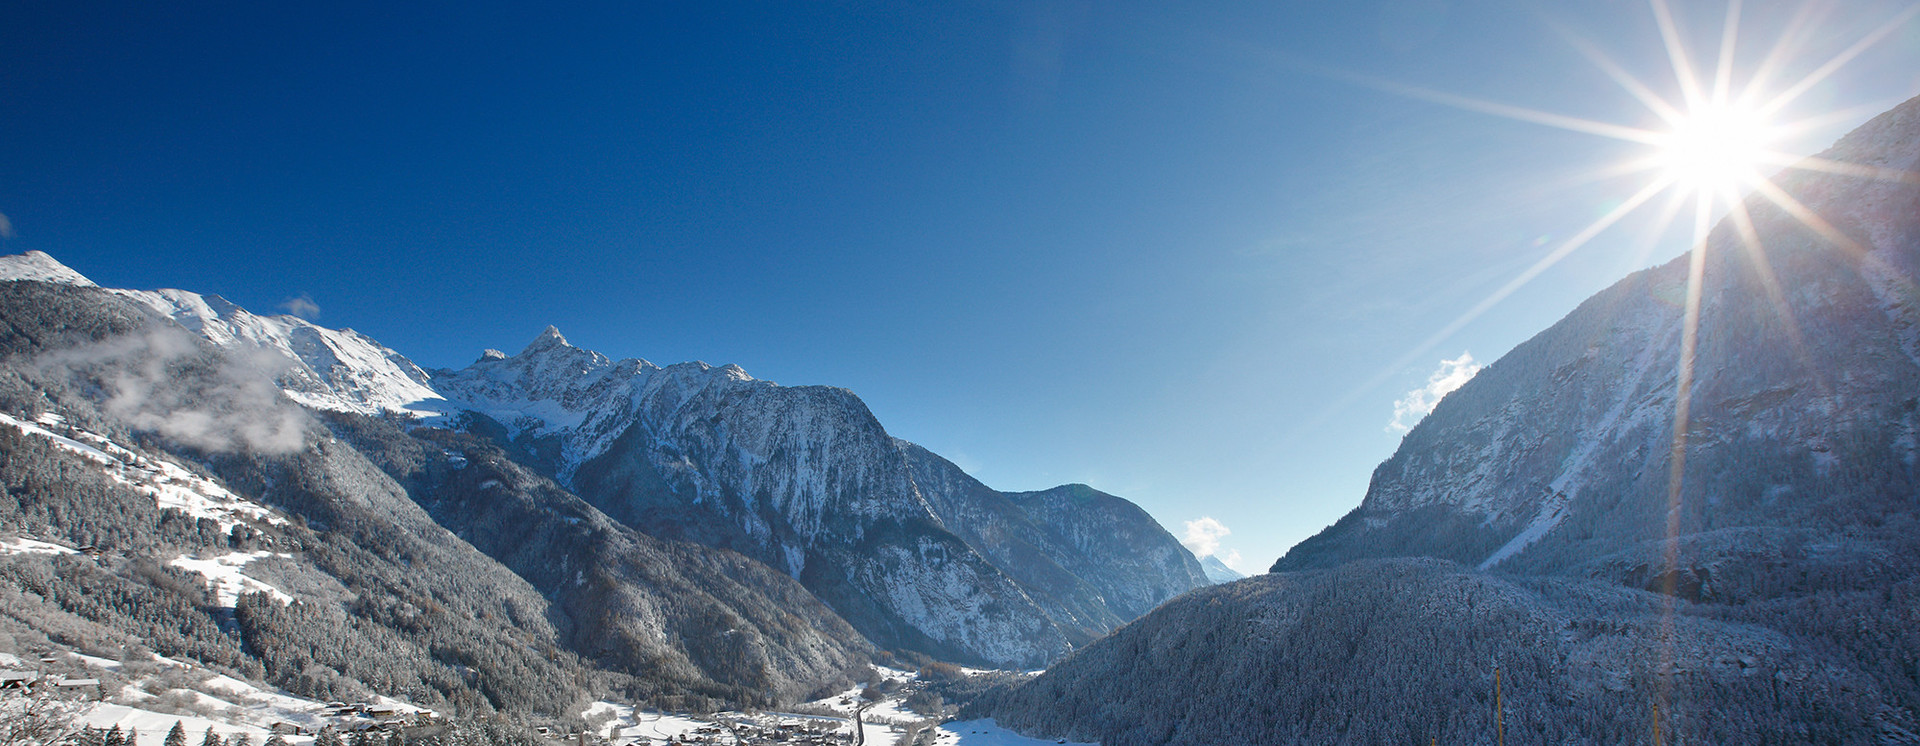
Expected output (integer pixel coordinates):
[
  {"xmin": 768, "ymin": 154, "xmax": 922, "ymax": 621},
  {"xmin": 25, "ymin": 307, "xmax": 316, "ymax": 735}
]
[{"xmin": 1495, "ymin": 667, "xmax": 1504, "ymax": 746}]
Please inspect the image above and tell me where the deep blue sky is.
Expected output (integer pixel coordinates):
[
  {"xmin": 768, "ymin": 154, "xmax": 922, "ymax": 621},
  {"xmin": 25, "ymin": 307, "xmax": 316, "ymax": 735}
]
[{"xmin": 5, "ymin": 1, "xmax": 1918, "ymax": 570}]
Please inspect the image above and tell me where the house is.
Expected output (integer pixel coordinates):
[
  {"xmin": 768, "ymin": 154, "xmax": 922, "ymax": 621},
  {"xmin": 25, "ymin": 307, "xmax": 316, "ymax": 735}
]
[{"xmin": 0, "ymin": 670, "xmax": 38, "ymax": 689}]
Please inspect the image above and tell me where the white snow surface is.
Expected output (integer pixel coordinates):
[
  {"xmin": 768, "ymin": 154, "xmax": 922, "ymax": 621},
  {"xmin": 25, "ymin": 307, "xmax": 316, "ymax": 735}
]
[
  {"xmin": 0, "ymin": 536, "xmax": 78, "ymax": 556},
  {"xmin": 56, "ymin": 650, "xmax": 430, "ymax": 744},
  {"xmin": 168, "ymin": 551, "xmax": 294, "ymax": 607},
  {"xmin": 935, "ymin": 720, "xmax": 1095, "ymax": 746},
  {"xmin": 110, "ymin": 286, "xmax": 445, "ymax": 417},
  {"xmin": 0, "ymin": 412, "xmax": 281, "ymax": 531},
  {"xmin": 0, "ymin": 250, "xmax": 98, "ymax": 286}
]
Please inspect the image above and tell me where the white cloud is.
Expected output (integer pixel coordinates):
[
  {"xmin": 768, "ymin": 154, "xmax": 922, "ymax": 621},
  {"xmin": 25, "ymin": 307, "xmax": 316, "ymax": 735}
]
[
  {"xmin": 1388, "ymin": 352, "xmax": 1481, "ymax": 434},
  {"xmin": 37, "ymin": 327, "xmax": 312, "ymax": 454},
  {"xmin": 0, "ymin": 212, "xmax": 14, "ymax": 239},
  {"xmin": 1215, "ymin": 549, "xmax": 1246, "ymax": 571},
  {"xmin": 1181, "ymin": 516, "xmax": 1231, "ymax": 557},
  {"xmin": 278, "ymin": 293, "xmax": 320, "ymax": 319}
]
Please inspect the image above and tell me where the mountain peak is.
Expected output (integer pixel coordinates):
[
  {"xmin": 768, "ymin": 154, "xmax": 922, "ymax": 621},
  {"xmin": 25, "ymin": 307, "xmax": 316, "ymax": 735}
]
[
  {"xmin": 521, "ymin": 325, "xmax": 572, "ymax": 355},
  {"xmin": 0, "ymin": 251, "xmax": 97, "ymax": 287}
]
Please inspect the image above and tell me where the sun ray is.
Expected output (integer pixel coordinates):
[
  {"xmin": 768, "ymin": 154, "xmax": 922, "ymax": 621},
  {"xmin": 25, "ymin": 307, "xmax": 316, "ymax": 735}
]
[
  {"xmin": 1767, "ymin": 100, "xmax": 1908, "ymax": 140},
  {"xmin": 1657, "ymin": 187, "xmax": 1711, "ymax": 738},
  {"xmin": 1282, "ymin": 179, "xmax": 1672, "ymax": 450},
  {"xmin": 1323, "ymin": 69, "xmax": 1667, "ymax": 144},
  {"xmin": 1720, "ymin": 193, "xmax": 1820, "ymax": 395},
  {"xmin": 1626, "ymin": 184, "xmax": 1698, "ymax": 270},
  {"xmin": 1650, "ymin": 0, "xmax": 1706, "ymax": 109},
  {"xmin": 1749, "ymin": 177, "xmax": 1871, "ymax": 256},
  {"xmin": 1760, "ymin": 152, "xmax": 1920, "ymax": 183},
  {"xmin": 1712, "ymin": 0, "xmax": 1744, "ymax": 105},
  {"xmin": 1737, "ymin": 0, "xmax": 1831, "ymax": 109},
  {"xmin": 1758, "ymin": 3, "xmax": 1920, "ymax": 117},
  {"xmin": 1548, "ymin": 21, "xmax": 1686, "ymax": 124}
]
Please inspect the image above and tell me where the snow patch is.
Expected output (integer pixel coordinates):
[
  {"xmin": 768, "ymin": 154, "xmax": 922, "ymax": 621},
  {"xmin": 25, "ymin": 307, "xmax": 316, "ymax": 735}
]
[
  {"xmin": 169, "ymin": 551, "xmax": 294, "ymax": 607},
  {"xmin": 0, "ymin": 536, "xmax": 78, "ymax": 556}
]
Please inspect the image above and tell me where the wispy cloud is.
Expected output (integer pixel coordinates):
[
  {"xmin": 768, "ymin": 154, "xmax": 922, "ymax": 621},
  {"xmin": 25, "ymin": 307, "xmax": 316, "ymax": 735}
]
[
  {"xmin": 1387, "ymin": 352, "xmax": 1481, "ymax": 434},
  {"xmin": 0, "ymin": 212, "xmax": 14, "ymax": 239},
  {"xmin": 278, "ymin": 293, "xmax": 320, "ymax": 320},
  {"xmin": 1181, "ymin": 516, "xmax": 1231, "ymax": 558},
  {"xmin": 37, "ymin": 327, "xmax": 312, "ymax": 454}
]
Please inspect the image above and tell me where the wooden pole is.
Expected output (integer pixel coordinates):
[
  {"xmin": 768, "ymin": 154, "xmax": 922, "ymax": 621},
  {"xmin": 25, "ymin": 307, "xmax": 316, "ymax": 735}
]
[{"xmin": 1495, "ymin": 667, "xmax": 1504, "ymax": 746}]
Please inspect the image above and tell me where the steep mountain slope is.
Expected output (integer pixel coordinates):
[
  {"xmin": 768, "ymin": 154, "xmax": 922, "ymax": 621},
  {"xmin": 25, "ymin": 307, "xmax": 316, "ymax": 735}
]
[
  {"xmin": 551, "ymin": 351, "xmax": 1076, "ymax": 667},
  {"xmin": 436, "ymin": 325, "xmax": 1207, "ymax": 667},
  {"xmin": 1277, "ymin": 96, "xmax": 1920, "ymax": 579},
  {"xmin": 0, "ymin": 278, "xmax": 870, "ymax": 717},
  {"xmin": 986, "ymin": 96, "xmax": 1920, "ymax": 744},
  {"xmin": 1002, "ymin": 484, "xmax": 1211, "ymax": 619}
]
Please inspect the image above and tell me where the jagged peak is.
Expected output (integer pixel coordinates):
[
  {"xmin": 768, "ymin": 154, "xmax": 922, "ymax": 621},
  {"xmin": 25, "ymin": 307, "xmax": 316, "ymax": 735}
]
[
  {"xmin": 478, "ymin": 349, "xmax": 508, "ymax": 363},
  {"xmin": 0, "ymin": 251, "xmax": 97, "ymax": 287},
  {"xmin": 520, "ymin": 325, "xmax": 572, "ymax": 356}
]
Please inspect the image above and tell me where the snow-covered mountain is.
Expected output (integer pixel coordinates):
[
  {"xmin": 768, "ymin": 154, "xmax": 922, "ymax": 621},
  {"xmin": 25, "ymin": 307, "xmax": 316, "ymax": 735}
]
[
  {"xmin": 983, "ymin": 95, "xmax": 1920, "ymax": 745},
  {"xmin": 0, "ymin": 277, "xmax": 872, "ymax": 717},
  {"xmin": 0, "ymin": 251, "xmax": 1208, "ymax": 668},
  {"xmin": 1198, "ymin": 554, "xmax": 1243, "ymax": 583}
]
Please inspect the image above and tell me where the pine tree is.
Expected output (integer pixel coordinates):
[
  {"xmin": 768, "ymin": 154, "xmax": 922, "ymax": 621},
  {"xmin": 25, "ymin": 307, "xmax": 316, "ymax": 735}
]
[
  {"xmin": 314, "ymin": 727, "xmax": 343, "ymax": 746},
  {"xmin": 263, "ymin": 735, "xmax": 289, "ymax": 746},
  {"xmin": 166, "ymin": 722, "xmax": 188, "ymax": 746},
  {"xmin": 125, "ymin": 727, "xmax": 139, "ymax": 746},
  {"xmin": 201, "ymin": 727, "xmax": 224, "ymax": 746},
  {"xmin": 228, "ymin": 734, "xmax": 251, "ymax": 746},
  {"xmin": 104, "ymin": 725, "xmax": 125, "ymax": 746}
]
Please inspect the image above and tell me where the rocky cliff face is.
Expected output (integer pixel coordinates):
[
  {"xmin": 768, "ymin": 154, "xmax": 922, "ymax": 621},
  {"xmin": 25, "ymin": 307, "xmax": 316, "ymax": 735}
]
[
  {"xmin": 430, "ymin": 324, "xmax": 1206, "ymax": 667},
  {"xmin": 988, "ymin": 96, "xmax": 1920, "ymax": 745}
]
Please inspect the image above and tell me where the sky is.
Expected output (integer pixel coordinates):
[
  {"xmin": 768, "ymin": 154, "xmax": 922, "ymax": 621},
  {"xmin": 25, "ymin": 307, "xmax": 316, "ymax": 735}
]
[{"xmin": 4, "ymin": 1, "xmax": 1920, "ymax": 571}]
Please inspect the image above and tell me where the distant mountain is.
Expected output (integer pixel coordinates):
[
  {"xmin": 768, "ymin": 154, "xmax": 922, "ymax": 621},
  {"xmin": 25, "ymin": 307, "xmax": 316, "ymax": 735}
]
[
  {"xmin": 0, "ymin": 250, "xmax": 1206, "ymax": 670},
  {"xmin": 441, "ymin": 329, "xmax": 1207, "ymax": 667},
  {"xmin": 983, "ymin": 97, "xmax": 1920, "ymax": 744},
  {"xmin": 1197, "ymin": 554, "xmax": 1243, "ymax": 583}
]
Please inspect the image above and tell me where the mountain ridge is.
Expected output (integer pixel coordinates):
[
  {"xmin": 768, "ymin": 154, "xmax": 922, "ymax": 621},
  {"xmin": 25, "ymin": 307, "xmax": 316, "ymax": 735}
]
[{"xmin": 0, "ymin": 251, "xmax": 1209, "ymax": 669}]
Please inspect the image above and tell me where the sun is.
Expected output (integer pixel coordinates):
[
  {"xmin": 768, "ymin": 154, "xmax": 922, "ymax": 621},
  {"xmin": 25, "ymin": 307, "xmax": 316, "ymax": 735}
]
[{"xmin": 1653, "ymin": 100, "xmax": 1779, "ymax": 198}]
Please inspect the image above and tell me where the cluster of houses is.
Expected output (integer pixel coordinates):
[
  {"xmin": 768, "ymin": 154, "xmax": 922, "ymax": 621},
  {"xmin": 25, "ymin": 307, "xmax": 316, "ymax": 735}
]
[
  {"xmin": 270, "ymin": 702, "xmax": 444, "ymax": 738},
  {"xmin": 652, "ymin": 720, "xmax": 854, "ymax": 746},
  {"xmin": 0, "ymin": 656, "xmax": 104, "ymax": 698}
]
